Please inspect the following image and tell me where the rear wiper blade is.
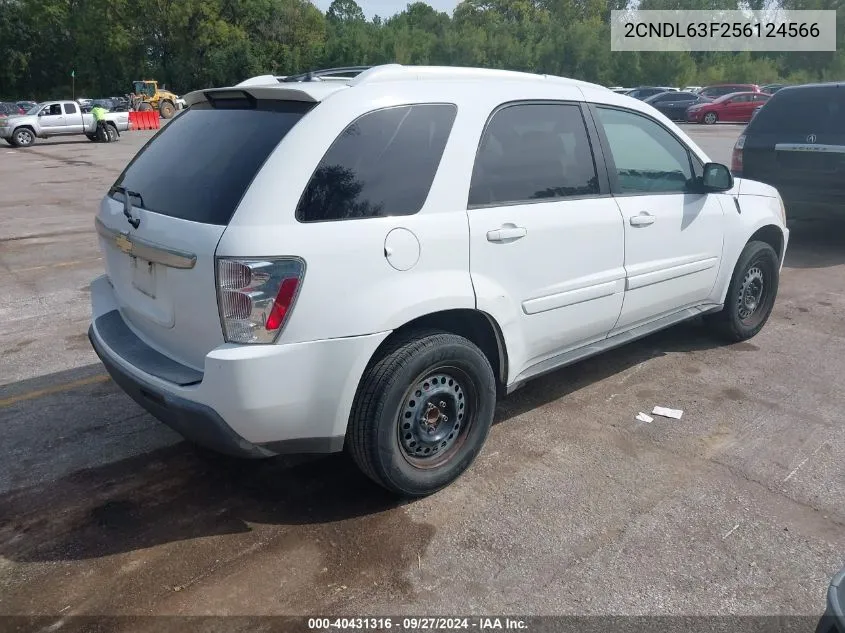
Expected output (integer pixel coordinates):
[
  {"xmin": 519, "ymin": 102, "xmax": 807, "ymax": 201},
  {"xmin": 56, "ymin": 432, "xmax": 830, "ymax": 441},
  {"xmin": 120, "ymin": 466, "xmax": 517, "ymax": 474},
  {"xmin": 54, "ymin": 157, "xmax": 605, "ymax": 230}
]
[{"xmin": 113, "ymin": 186, "xmax": 143, "ymax": 228}]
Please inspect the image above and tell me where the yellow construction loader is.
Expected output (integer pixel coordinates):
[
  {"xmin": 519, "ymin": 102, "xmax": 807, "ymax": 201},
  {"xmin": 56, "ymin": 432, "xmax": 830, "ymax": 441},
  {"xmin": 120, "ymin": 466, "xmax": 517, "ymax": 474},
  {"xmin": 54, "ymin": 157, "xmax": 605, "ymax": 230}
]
[{"xmin": 129, "ymin": 80, "xmax": 182, "ymax": 119}]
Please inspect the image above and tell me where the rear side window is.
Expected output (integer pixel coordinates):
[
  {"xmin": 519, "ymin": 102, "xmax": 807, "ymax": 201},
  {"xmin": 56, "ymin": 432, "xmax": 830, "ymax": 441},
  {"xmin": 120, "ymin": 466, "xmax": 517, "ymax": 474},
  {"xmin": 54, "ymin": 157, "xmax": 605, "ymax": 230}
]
[
  {"xmin": 296, "ymin": 104, "xmax": 457, "ymax": 222},
  {"xmin": 749, "ymin": 86, "xmax": 845, "ymax": 134},
  {"xmin": 64, "ymin": 103, "xmax": 77, "ymax": 114},
  {"xmin": 110, "ymin": 100, "xmax": 313, "ymax": 225},
  {"xmin": 469, "ymin": 103, "xmax": 599, "ymax": 207}
]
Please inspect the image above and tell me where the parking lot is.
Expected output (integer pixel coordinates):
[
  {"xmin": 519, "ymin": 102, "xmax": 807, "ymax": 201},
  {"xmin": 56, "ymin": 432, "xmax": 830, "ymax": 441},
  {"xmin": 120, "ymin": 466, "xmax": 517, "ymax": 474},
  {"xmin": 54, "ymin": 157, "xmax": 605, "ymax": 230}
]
[{"xmin": 0, "ymin": 127, "xmax": 843, "ymax": 620}]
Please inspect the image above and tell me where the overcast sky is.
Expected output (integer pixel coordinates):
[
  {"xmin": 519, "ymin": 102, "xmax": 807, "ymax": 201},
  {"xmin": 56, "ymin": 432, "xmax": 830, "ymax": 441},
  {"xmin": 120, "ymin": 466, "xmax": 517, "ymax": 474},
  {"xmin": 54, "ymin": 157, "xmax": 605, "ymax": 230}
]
[{"xmin": 313, "ymin": 0, "xmax": 459, "ymax": 19}]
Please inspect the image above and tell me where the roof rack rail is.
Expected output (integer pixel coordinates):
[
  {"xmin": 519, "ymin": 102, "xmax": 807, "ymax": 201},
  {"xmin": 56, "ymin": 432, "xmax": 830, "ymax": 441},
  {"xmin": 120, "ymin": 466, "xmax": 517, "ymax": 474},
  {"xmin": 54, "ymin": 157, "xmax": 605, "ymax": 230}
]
[{"xmin": 280, "ymin": 66, "xmax": 374, "ymax": 83}]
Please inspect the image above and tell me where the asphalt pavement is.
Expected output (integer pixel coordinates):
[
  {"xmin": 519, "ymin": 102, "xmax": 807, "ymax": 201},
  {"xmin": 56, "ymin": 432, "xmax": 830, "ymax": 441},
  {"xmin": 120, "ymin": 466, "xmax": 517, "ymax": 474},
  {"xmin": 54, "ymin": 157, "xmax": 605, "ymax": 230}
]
[{"xmin": 0, "ymin": 125, "xmax": 843, "ymax": 621}]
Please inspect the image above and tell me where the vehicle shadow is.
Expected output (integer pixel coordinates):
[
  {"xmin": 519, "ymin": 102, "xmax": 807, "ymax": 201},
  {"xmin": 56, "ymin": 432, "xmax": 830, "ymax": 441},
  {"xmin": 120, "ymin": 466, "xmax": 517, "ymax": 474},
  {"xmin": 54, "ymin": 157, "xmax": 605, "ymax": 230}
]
[
  {"xmin": 494, "ymin": 318, "xmax": 721, "ymax": 425},
  {"xmin": 783, "ymin": 217, "xmax": 845, "ymax": 269},
  {"xmin": 0, "ymin": 320, "xmax": 725, "ymax": 564}
]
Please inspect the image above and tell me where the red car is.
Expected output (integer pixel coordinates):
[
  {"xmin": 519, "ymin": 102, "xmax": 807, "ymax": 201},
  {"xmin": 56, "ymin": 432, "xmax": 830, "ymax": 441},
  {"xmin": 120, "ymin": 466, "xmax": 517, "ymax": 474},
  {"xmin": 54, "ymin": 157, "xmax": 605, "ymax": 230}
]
[
  {"xmin": 686, "ymin": 92, "xmax": 770, "ymax": 124},
  {"xmin": 697, "ymin": 83, "xmax": 761, "ymax": 99}
]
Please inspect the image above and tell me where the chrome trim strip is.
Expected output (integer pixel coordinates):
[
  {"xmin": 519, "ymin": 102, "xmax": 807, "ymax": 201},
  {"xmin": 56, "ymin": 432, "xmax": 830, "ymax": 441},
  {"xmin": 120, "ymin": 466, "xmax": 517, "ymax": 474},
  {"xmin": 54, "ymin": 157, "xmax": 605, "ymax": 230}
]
[
  {"xmin": 94, "ymin": 217, "xmax": 197, "ymax": 269},
  {"xmin": 774, "ymin": 144, "xmax": 845, "ymax": 154}
]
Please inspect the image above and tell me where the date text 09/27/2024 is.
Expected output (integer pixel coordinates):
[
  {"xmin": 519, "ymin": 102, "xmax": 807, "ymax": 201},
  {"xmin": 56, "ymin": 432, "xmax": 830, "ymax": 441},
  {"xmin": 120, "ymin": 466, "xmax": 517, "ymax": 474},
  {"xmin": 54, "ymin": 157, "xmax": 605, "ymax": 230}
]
[{"xmin": 308, "ymin": 617, "xmax": 528, "ymax": 630}]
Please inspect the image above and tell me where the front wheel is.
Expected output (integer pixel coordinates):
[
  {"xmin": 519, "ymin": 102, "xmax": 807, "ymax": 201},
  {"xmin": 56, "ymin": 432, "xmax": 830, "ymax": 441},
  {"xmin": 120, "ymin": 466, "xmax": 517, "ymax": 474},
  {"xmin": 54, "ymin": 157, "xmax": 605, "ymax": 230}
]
[
  {"xmin": 347, "ymin": 330, "xmax": 497, "ymax": 497},
  {"xmin": 159, "ymin": 101, "xmax": 175, "ymax": 119},
  {"xmin": 11, "ymin": 128, "xmax": 34, "ymax": 147},
  {"xmin": 709, "ymin": 240, "xmax": 780, "ymax": 342},
  {"xmin": 703, "ymin": 111, "xmax": 718, "ymax": 125}
]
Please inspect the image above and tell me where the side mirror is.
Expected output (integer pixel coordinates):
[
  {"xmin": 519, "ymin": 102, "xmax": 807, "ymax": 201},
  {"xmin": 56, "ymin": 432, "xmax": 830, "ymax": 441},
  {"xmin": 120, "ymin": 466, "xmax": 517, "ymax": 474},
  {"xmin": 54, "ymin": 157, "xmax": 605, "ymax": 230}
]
[{"xmin": 701, "ymin": 162, "xmax": 734, "ymax": 192}]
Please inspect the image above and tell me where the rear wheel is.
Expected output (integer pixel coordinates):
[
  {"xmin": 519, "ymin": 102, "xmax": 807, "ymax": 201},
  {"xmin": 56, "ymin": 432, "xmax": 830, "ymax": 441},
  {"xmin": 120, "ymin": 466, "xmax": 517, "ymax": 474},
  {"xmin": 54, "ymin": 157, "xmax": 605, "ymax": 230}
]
[
  {"xmin": 703, "ymin": 111, "xmax": 718, "ymax": 124},
  {"xmin": 347, "ymin": 330, "xmax": 496, "ymax": 497},
  {"xmin": 11, "ymin": 128, "xmax": 34, "ymax": 147},
  {"xmin": 159, "ymin": 101, "xmax": 175, "ymax": 119},
  {"xmin": 138, "ymin": 102, "xmax": 153, "ymax": 112},
  {"xmin": 106, "ymin": 124, "xmax": 118, "ymax": 142},
  {"xmin": 709, "ymin": 241, "xmax": 780, "ymax": 342}
]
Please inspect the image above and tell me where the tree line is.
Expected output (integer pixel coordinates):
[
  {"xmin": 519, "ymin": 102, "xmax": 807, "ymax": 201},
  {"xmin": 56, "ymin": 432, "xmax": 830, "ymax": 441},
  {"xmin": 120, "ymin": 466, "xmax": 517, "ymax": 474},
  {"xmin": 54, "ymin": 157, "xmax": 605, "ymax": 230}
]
[{"xmin": 1, "ymin": 0, "xmax": 843, "ymax": 100}]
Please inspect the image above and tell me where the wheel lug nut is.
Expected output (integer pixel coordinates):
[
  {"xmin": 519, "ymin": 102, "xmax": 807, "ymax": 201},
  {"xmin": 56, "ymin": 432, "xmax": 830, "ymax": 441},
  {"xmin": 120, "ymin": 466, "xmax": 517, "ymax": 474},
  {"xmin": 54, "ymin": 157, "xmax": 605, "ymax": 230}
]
[
  {"xmin": 442, "ymin": 415, "xmax": 448, "ymax": 422},
  {"xmin": 439, "ymin": 401, "xmax": 446, "ymax": 408}
]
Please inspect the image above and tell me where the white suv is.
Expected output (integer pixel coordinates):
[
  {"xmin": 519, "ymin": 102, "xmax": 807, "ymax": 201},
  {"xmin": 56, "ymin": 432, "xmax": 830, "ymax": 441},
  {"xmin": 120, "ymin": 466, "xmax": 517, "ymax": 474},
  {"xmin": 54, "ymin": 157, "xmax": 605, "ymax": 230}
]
[{"xmin": 88, "ymin": 64, "xmax": 789, "ymax": 497}]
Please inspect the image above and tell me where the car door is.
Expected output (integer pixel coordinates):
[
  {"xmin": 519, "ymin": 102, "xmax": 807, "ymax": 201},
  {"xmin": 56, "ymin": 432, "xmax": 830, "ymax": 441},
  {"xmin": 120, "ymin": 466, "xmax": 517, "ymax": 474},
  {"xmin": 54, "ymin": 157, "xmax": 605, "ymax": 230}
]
[
  {"xmin": 38, "ymin": 103, "xmax": 65, "ymax": 133},
  {"xmin": 467, "ymin": 101, "xmax": 626, "ymax": 377},
  {"xmin": 591, "ymin": 105, "xmax": 726, "ymax": 333},
  {"xmin": 731, "ymin": 94, "xmax": 755, "ymax": 121},
  {"xmin": 664, "ymin": 94, "xmax": 696, "ymax": 120},
  {"xmin": 62, "ymin": 102, "xmax": 83, "ymax": 134}
]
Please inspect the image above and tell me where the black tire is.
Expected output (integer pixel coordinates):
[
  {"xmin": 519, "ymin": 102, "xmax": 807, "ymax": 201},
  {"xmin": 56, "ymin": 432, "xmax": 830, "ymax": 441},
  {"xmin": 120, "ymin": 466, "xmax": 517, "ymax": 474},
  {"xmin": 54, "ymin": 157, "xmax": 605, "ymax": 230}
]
[
  {"xmin": 709, "ymin": 240, "xmax": 780, "ymax": 342},
  {"xmin": 347, "ymin": 330, "xmax": 497, "ymax": 497},
  {"xmin": 159, "ymin": 101, "xmax": 175, "ymax": 119},
  {"xmin": 106, "ymin": 124, "xmax": 118, "ymax": 142},
  {"xmin": 138, "ymin": 102, "xmax": 153, "ymax": 112},
  {"xmin": 11, "ymin": 127, "xmax": 34, "ymax": 147},
  {"xmin": 703, "ymin": 111, "xmax": 718, "ymax": 125}
]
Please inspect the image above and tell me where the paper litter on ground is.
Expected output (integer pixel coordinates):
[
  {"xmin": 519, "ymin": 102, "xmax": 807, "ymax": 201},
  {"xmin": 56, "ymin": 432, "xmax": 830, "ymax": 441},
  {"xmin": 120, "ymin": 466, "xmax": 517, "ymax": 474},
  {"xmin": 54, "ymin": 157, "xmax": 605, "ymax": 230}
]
[
  {"xmin": 636, "ymin": 412, "xmax": 654, "ymax": 423},
  {"xmin": 652, "ymin": 406, "xmax": 683, "ymax": 420}
]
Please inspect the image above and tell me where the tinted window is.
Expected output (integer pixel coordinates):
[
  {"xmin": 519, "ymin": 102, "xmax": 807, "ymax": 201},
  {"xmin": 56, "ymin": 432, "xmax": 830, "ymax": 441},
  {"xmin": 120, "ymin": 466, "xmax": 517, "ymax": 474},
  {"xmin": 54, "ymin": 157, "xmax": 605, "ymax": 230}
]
[
  {"xmin": 596, "ymin": 107, "xmax": 692, "ymax": 194},
  {"xmin": 111, "ymin": 100, "xmax": 313, "ymax": 225},
  {"xmin": 676, "ymin": 93, "xmax": 698, "ymax": 101},
  {"xmin": 469, "ymin": 103, "xmax": 599, "ymax": 207},
  {"xmin": 64, "ymin": 103, "xmax": 77, "ymax": 114},
  {"xmin": 749, "ymin": 86, "xmax": 845, "ymax": 134},
  {"xmin": 48, "ymin": 104, "xmax": 62, "ymax": 115},
  {"xmin": 728, "ymin": 95, "xmax": 750, "ymax": 103},
  {"xmin": 296, "ymin": 104, "xmax": 456, "ymax": 222}
]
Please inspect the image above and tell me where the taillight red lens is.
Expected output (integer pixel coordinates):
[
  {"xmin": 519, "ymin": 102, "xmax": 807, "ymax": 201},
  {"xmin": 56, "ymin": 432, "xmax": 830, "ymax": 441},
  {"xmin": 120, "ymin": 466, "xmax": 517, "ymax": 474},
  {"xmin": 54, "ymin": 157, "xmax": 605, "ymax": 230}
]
[
  {"xmin": 731, "ymin": 147, "xmax": 743, "ymax": 173},
  {"xmin": 266, "ymin": 278, "xmax": 300, "ymax": 331},
  {"xmin": 216, "ymin": 258, "xmax": 304, "ymax": 344}
]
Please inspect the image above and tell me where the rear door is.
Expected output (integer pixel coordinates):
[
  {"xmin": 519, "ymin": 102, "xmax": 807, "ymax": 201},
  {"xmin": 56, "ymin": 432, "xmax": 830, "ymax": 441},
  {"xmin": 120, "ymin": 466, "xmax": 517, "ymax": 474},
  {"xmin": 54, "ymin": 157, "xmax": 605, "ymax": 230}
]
[
  {"xmin": 742, "ymin": 86, "xmax": 845, "ymax": 205},
  {"xmin": 95, "ymin": 98, "xmax": 314, "ymax": 370},
  {"xmin": 62, "ymin": 102, "xmax": 83, "ymax": 134},
  {"xmin": 467, "ymin": 101, "xmax": 626, "ymax": 373}
]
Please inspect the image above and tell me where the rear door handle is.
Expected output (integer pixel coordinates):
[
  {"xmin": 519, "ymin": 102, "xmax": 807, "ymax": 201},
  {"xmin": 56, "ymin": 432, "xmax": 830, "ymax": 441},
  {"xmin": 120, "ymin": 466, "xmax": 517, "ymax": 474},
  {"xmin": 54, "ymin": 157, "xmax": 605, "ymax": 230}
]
[
  {"xmin": 629, "ymin": 212, "xmax": 655, "ymax": 227},
  {"xmin": 487, "ymin": 224, "xmax": 527, "ymax": 243}
]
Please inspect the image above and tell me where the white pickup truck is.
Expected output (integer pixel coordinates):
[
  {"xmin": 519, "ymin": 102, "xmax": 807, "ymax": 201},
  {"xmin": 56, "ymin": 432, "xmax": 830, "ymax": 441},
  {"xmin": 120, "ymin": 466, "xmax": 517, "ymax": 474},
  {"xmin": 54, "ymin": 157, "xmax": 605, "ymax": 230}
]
[{"xmin": 0, "ymin": 100, "xmax": 130, "ymax": 147}]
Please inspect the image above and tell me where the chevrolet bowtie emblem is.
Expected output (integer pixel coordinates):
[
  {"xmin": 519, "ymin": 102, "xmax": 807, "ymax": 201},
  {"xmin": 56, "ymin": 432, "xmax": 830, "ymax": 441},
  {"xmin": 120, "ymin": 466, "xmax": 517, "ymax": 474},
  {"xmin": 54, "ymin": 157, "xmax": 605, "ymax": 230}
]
[{"xmin": 115, "ymin": 233, "xmax": 133, "ymax": 255}]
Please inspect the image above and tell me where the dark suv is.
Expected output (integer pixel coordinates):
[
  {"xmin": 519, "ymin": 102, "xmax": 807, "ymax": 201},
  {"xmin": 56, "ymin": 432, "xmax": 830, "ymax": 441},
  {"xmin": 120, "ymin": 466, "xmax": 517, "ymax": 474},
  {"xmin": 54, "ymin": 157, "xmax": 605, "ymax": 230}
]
[{"xmin": 732, "ymin": 82, "xmax": 845, "ymax": 218}]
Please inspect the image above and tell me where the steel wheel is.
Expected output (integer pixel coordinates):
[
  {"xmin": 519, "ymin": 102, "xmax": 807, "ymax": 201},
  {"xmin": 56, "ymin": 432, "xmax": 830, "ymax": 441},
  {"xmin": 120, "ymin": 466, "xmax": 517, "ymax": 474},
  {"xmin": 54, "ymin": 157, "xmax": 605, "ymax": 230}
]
[
  {"xmin": 737, "ymin": 265, "xmax": 766, "ymax": 324},
  {"xmin": 397, "ymin": 368, "xmax": 475, "ymax": 469}
]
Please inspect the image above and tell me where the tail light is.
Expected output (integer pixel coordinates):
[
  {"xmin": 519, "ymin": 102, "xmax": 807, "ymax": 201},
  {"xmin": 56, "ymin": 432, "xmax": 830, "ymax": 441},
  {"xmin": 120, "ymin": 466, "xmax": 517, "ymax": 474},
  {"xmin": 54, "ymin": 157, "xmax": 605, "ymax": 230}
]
[
  {"xmin": 216, "ymin": 258, "xmax": 305, "ymax": 344},
  {"xmin": 731, "ymin": 134, "xmax": 745, "ymax": 175}
]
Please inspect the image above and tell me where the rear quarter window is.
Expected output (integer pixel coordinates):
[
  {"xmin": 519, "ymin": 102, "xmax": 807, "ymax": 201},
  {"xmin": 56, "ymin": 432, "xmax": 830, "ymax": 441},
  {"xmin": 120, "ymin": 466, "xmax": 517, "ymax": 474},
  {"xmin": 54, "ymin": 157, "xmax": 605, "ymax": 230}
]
[
  {"xmin": 296, "ymin": 104, "xmax": 457, "ymax": 222},
  {"xmin": 110, "ymin": 99, "xmax": 314, "ymax": 225}
]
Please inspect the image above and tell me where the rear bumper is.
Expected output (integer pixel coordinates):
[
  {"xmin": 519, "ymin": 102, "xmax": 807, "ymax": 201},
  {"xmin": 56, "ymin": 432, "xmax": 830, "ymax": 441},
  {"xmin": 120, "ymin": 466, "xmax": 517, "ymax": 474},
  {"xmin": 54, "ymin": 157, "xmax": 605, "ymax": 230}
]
[{"xmin": 88, "ymin": 274, "xmax": 390, "ymax": 458}]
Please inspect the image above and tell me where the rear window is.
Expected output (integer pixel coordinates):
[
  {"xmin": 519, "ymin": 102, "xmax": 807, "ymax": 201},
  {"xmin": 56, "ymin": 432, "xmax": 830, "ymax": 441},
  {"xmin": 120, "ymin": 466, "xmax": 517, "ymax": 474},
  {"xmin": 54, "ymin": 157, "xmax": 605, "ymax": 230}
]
[
  {"xmin": 110, "ymin": 99, "xmax": 313, "ymax": 225},
  {"xmin": 749, "ymin": 86, "xmax": 845, "ymax": 134},
  {"xmin": 296, "ymin": 104, "xmax": 457, "ymax": 222}
]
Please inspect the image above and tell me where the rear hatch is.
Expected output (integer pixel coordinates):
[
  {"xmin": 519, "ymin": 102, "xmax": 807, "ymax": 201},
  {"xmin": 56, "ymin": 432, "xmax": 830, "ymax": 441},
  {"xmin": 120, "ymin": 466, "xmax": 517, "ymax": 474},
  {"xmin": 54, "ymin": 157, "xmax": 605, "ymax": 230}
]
[
  {"xmin": 742, "ymin": 85, "xmax": 845, "ymax": 196},
  {"xmin": 96, "ymin": 95, "xmax": 315, "ymax": 370}
]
